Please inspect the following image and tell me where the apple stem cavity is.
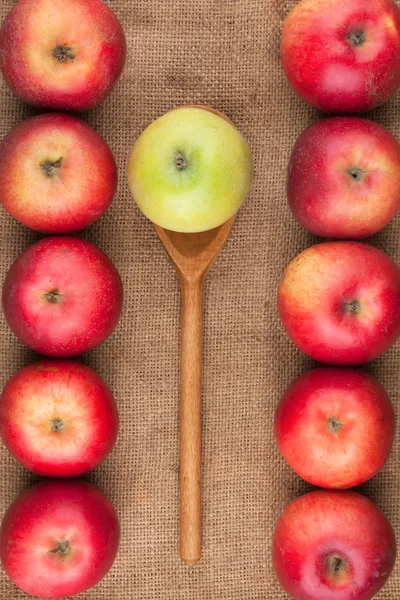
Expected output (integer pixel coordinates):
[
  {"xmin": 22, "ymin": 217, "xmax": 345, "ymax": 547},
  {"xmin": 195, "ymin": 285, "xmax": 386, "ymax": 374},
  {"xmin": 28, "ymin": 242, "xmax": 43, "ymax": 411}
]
[
  {"xmin": 49, "ymin": 540, "xmax": 70, "ymax": 556},
  {"xmin": 328, "ymin": 417, "xmax": 343, "ymax": 434},
  {"xmin": 348, "ymin": 167, "xmax": 365, "ymax": 182},
  {"xmin": 50, "ymin": 418, "xmax": 65, "ymax": 433},
  {"xmin": 175, "ymin": 152, "xmax": 189, "ymax": 171},
  {"xmin": 40, "ymin": 157, "xmax": 63, "ymax": 178},
  {"xmin": 44, "ymin": 290, "xmax": 62, "ymax": 304},
  {"xmin": 345, "ymin": 300, "xmax": 361, "ymax": 315},
  {"xmin": 327, "ymin": 554, "xmax": 347, "ymax": 578},
  {"xmin": 348, "ymin": 30, "xmax": 366, "ymax": 47},
  {"xmin": 53, "ymin": 44, "xmax": 75, "ymax": 63}
]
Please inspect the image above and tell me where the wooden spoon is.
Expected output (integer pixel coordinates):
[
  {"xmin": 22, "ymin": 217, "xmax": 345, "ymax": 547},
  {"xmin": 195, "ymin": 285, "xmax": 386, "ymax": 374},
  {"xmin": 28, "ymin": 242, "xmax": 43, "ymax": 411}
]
[{"xmin": 155, "ymin": 214, "xmax": 236, "ymax": 566}]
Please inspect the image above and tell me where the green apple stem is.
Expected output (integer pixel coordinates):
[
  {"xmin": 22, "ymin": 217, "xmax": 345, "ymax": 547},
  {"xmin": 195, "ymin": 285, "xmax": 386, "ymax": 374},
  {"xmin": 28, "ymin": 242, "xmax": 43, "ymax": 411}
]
[{"xmin": 175, "ymin": 152, "xmax": 189, "ymax": 171}]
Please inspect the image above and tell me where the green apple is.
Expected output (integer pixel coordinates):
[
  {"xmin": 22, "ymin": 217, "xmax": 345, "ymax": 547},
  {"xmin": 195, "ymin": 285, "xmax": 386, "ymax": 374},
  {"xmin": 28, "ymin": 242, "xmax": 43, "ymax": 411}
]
[{"xmin": 128, "ymin": 106, "xmax": 253, "ymax": 232}]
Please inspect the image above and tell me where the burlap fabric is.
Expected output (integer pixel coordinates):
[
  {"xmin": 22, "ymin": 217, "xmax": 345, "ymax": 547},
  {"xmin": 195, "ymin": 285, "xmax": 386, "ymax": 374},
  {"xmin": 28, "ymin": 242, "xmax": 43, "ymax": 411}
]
[{"xmin": 0, "ymin": 0, "xmax": 399, "ymax": 598}]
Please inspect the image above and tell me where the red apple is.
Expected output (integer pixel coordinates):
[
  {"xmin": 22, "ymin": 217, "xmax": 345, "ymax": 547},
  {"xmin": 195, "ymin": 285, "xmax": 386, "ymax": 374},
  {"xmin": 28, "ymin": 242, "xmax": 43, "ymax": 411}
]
[
  {"xmin": 0, "ymin": 113, "xmax": 117, "ymax": 234},
  {"xmin": 278, "ymin": 242, "xmax": 400, "ymax": 364},
  {"xmin": 288, "ymin": 117, "xmax": 400, "ymax": 238},
  {"xmin": 281, "ymin": 0, "xmax": 400, "ymax": 113},
  {"xmin": 2, "ymin": 237, "xmax": 123, "ymax": 357},
  {"xmin": 275, "ymin": 367, "xmax": 395, "ymax": 489},
  {"xmin": 272, "ymin": 490, "xmax": 396, "ymax": 600},
  {"xmin": 0, "ymin": 0, "xmax": 126, "ymax": 111},
  {"xmin": 0, "ymin": 360, "xmax": 118, "ymax": 477},
  {"xmin": 0, "ymin": 479, "xmax": 119, "ymax": 598}
]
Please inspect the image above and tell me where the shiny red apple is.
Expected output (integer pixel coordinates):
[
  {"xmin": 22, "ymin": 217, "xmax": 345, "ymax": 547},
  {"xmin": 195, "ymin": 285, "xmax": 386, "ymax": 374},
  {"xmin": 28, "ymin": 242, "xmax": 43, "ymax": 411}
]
[
  {"xmin": 0, "ymin": 113, "xmax": 117, "ymax": 234},
  {"xmin": 2, "ymin": 236, "xmax": 123, "ymax": 357},
  {"xmin": 288, "ymin": 117, "xmax": 400, "ymax": 238},
  {"xmin": 275, "ymin": 367, "xmax": 395, "ymax": 488},
  {"xmin": 0, "ymin": 479, "xmax": 120, "ymax": 598},
  {"xmin": 0, "ymin": 360, "xmax": 118, "ymax": 477},
  {"xmin": 278, "ymin": 241, "xmax": 400, "ymax": 364},
  {"xmin": 281, "ymin": 0, "xmax": 400, "ymax": 112},
  {"xmin": 0, "ymin": 0, "xmax": 126, "ymax": 111},
  {"xmin": 272, "ymin": 490, "xmax": 396, "ymax": 600}
]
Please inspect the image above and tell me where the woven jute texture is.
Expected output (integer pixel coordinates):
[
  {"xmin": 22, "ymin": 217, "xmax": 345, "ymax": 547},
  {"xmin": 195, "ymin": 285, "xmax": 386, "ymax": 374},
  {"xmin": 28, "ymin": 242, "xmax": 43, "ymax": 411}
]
[{"xmin": 0, "ymin": 0, "xmax": 399, "ymax": 598}]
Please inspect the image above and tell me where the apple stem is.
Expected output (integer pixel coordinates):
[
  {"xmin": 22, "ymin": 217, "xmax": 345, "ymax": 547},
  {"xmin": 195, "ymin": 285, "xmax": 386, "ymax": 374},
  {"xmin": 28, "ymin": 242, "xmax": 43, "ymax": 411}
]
[
  {"xmin": 49, "ymin": 540, "xmax": 70, "ymax": 556},
  {"xmin": 175, "ymin": 152, "xmax": 189, "ymax": 171},
  {"xmin": 345, "ymin": 300, "xmax": 361, "ymax": 315},
  {"xmin": 327, "ymin": 555, "xmax": 346, "ymax": 577},
  {"xmin": 53, "ymin": 44, "xmax": 75, "ymax": 63},
  {"xmin": 50, "ymin": 418, "xmax": 65, "ymax": 433},
  {"xmin": 328, "ymin": 417, "xmax": 343, "ymax": 434},
  {"xmin": 40, "ymin": 158, "xmax": 63, "ymax": 178},
  {"xmin": 44, "ymin": 290, "xmax": 62, "ymax": 304},
  {"xmin": 348, "ymin": 30, "xmax": 366, "ymax": 47},
  {"xmin": 348, "ymin": 167, "xmax": 365, "ymax": 182}
]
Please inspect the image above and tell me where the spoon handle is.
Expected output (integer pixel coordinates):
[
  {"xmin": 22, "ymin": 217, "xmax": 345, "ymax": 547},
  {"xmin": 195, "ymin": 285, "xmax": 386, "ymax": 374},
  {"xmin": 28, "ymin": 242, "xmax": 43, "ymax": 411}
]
[{"xmin": 180, "ymin": 277, "xmax": 203, "ymax": 566}]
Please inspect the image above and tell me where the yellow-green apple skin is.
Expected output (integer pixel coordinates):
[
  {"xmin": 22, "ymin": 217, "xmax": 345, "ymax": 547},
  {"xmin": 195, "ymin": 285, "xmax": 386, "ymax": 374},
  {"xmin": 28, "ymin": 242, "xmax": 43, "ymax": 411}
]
[{"xmin": 128, "ymin": 107, "xmax": 253, "ymax": 232}]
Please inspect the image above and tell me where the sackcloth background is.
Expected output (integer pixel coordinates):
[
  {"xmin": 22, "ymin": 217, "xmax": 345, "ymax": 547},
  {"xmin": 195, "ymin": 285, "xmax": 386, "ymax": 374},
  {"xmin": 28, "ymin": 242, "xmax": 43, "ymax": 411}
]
[{"xmin": 0, "ymin": 0, "xmax": 399, "ymax": 598}]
